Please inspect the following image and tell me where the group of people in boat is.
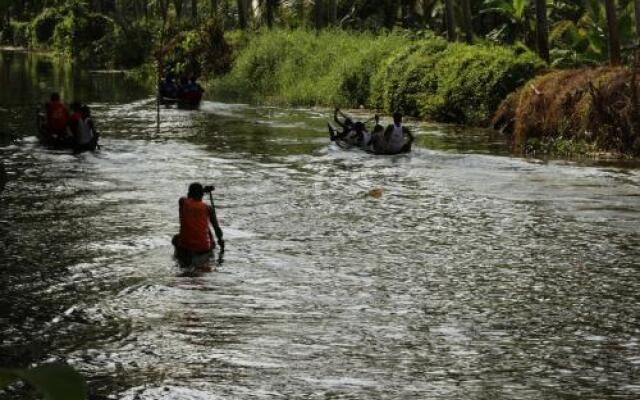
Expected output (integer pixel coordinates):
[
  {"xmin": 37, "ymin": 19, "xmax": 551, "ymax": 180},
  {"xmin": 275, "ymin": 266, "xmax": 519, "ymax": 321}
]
[
  {"xmin": 40, "ymin": 92, "xmax": 99, "ymax": 153},
  {"xmin": 159, "ymin": 75, "xmax": 205, "ymax": 104},
  {"xmin": 330, "ymin": 108, "xmax": 414, "ymax": 155}
]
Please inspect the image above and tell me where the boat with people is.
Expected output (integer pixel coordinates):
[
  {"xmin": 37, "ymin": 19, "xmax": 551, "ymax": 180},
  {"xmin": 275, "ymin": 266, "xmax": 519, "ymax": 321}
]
[
  {"xmin": 38, "ymin": 93, "xmax": 99, "ymax": 153},
  {"xmin": 159, "ymin": 76, "xmax": 205, "ymax": 108},
  {"xmin": 328, "ymin": 109, "xmax": 413, "ymax": 155}
]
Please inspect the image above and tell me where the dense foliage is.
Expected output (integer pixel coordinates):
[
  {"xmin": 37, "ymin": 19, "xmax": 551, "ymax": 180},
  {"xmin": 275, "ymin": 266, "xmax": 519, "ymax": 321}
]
[
  {"xmin": 215, "ymin": 29, "xmax": 544, "ymax": 125},
  {"xmin": 1, "ymin": 1, "xmax": 638, "ymax": 69}
]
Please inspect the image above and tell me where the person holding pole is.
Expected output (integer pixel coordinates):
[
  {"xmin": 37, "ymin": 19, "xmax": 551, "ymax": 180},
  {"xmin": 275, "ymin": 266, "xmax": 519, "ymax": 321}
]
[{"xmin": 173, "ymin": 182, "xmax": 224, "ymax": 270}]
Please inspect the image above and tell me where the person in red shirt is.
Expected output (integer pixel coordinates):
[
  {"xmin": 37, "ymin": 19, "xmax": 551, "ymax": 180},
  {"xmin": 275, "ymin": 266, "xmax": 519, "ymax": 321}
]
[
  {"xmin": 45, "ymin": 93, "xmax": 69, "ymax": 137},
  {"xmin": 173, "ymin": 183, "xmax": 224, "ymax": 268}
]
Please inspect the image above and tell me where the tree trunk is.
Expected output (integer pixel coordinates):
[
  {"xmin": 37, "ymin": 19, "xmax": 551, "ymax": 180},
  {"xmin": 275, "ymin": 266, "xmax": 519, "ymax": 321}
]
[
  {"xmin": 210, "ymin": 0, "xmax": 218, "ymax": 16},
  {"xmin": 605, "ymin": 0, "xmax": 621, "ymax": 65},
  {"xmin": 382, "ymin": 1, "xmax": 398, "ymax": 29},
  {"xmin": 237, "ymin": 0, "xmax": 248, "ymax": 29},
  {"xmin": 444, "ymin": 0, "xmax": 456, "ymax": 41},
  {"xmin": 461, "ymin": 0, "xmax": 473, "ymax": 43},
  {"xmin": 174, "ymin": 0, "xmax": 184, "ymax": 19},
  {"xmin": 634, "ymin": 0, "xmax": 640, "ymax": 44},
  {"xmin": 191, "ymin": 0, "xmax": 197, "ymax": 21},
  {"xmin": 328, "ymin": 0, "xmax": 337, "ymax": 25},
  {"xmin": 265, "ymin": 0, "xmax": 276, "ymax": 28},
  {"xmin": 534, "ymin": 0, "xmax": 549, "ymax": 62},
  {"xmin": 295, "ymin": 0, "xmax": 304, "ymax": 27},
  {"xmin": 158, "ymin": 0, "xmax": 168, "ymax": 22},
  {"xmin": 314, "ymin": 0, "xmax": 324, "ymax": 30}
]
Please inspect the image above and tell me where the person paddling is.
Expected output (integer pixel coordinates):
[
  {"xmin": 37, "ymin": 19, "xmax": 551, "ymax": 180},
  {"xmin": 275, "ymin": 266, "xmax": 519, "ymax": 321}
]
[
  {"xmin": 382, "ymin": 112, "xmax": 414, "ymax": 154},
  {"xmin": 331, "ymin": 108, "xmax": 354, "ymax": 141},
  {"xmin": 173, "ymin": 183, "xmax": 224, "ymax": 269}
]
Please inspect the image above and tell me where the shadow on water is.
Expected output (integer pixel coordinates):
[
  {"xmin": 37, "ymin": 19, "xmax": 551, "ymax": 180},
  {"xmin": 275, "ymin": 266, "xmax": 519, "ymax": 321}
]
[{"xmin": 1, "ymin": 50, "xmax": 640, "ymax": 400}]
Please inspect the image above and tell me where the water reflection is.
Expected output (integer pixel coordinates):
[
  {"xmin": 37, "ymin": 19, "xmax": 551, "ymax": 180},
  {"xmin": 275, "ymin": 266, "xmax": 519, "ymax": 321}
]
[{"xmin": 1, "ymin": 51, "xmax": 640, "ymax": 400}]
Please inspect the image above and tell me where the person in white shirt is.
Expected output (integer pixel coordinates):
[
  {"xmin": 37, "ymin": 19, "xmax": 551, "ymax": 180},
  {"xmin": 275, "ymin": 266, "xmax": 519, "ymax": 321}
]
[{"xmin": 382, "ymin": 112, "xmax": 414, "ymax": 154}]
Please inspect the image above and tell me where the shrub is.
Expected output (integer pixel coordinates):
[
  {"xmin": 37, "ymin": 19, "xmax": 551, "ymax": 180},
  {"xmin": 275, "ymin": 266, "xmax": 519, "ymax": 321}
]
[
  {"xmin": 214, "ymin": 29, "xmax": 404, "ymax": 106},
  {"xmin": 31, "ymin": 7, "xmax": 62, "ymax": 45},
  {"xmin": 157, "ymin": 18, "xmax": 232, "ymax": 79},
  {"xmin": 215, "ymin": 29, "xmax": 543, "ymax": 125},
  {"xmin": 372, "ymin": 39, "xmax": 544, "ymax": 125},
  {"xmin": 2, "ymin": 21, "xmax": 31, "ymax": 47},
  {"xmin": 110, "ymin": 22, "xmax": 155, "ymax": 68}
]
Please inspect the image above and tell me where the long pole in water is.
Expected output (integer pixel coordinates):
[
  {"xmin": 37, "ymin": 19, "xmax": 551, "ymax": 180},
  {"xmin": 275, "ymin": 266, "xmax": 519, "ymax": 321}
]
[
  {"xmin": 156, "ymin": 19, "xmax": 166, "ymax": 133},
  {"xmin": 209, "ymin": 191, "xmax": 224, "ymax": 263}
]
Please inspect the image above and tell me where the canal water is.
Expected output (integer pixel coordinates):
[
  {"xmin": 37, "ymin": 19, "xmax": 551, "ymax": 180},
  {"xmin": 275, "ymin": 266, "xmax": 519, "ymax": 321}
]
[{"xmin": 1, "ymin": 50, "xmax": 639, "ymax": 400}]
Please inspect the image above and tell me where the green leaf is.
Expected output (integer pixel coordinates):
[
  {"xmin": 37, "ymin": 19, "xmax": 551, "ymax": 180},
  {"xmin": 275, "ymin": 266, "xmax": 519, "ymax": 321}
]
[
  {"xmin": 13, "ymin": 364, "xmax": 88, "ymax": 400},
  {"xmin": 0, "ymin": 369, "xmax": 20, "ymax": 389},
  {"xmin": 513, "ymin": 0, "xmax": 527, "ymax": 20}
]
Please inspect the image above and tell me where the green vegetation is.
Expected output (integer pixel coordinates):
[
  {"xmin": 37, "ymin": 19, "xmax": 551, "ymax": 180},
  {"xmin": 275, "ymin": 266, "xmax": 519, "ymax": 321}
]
[
  {"xmin": 215, "ymin": 29, "xmax": 544, "ymax": 125},
  {"xmin": 214, "ymin": 29, "xmax": 405, "ymax": 106}
]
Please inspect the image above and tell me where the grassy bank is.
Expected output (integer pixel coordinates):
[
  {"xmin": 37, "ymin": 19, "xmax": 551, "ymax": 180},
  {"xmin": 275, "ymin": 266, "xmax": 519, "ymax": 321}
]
[{"xmin": 213, "ymin": 29, "xmax": 545, "ymax": 126}]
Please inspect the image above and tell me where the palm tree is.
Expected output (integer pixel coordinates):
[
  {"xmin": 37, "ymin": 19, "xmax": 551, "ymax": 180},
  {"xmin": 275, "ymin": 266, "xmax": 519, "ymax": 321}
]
[
  {"xmin": 534, "ymin": 0, "xmax": 549, "ymax": 62},
  {"xmin": 461, "ymin": 0, "xmax": 473, "ymax": 43},
  {"xmin": 444, "ymin": 0, "xmax": 456, "ymax": 41},
  {"xmin": 605, "ymin": 0, "xmax": 621, "ymax": 65}
]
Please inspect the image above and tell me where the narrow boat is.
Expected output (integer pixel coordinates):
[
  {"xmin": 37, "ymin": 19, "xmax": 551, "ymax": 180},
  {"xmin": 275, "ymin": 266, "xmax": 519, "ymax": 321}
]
[
  {"xmin": 159, "ymin": 91, "xmax": 203, "ymax": 108},
  {"xmin": 328, "ymin": 123, "xmax": 412, "ymax": 155},
  {"xmin": 37, "ymin": 113, "xmax": 98, "ymax": 152}
]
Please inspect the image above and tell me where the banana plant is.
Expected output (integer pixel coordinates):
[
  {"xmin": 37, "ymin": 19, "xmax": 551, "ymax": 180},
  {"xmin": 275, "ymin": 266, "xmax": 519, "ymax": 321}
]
[
  {"xmin": 480, "ymin": 0, "xmax": 534, "ymax": 44},
  {"xmin": 549, "ymin": 0, "xmax": 636, "ymax": 66}
]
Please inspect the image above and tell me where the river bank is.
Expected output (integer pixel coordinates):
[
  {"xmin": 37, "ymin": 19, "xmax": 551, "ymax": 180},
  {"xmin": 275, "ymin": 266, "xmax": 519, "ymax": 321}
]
[{"xmin": 5, "ymin": 16, "xmax": 639, "ymax": 158}]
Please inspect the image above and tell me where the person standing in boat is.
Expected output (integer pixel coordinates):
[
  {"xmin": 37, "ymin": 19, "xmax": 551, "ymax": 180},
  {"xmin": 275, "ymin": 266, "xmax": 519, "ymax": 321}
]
[
  {"xmin": 45, "ymin": 92, "xmax": 69, "ymax": 139},
  {"xmin": 173, "ymin": 183, "xmax": 224, "ymax": 265},
  {"xmin": 382, "ymin": 112, "xmax": 414, "ymax": 154}
]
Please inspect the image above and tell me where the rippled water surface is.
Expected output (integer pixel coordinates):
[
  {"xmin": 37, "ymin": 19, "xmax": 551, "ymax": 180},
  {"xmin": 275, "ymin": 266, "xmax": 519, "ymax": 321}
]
[{"xmin": 1, "ymin": 50, "xmax": 640, "ymax": 400}]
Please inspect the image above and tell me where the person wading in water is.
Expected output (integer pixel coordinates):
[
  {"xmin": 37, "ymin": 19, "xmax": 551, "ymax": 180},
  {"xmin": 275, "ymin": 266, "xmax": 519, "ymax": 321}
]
[{"xmin": 173, "ymin": 183, "xmax": 224, "ymax": 270}]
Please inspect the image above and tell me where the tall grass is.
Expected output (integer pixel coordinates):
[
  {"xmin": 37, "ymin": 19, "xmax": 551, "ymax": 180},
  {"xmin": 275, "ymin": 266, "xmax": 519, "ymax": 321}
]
[
  {"xmin": 214, "ymin": 29, "xmax": 406, "ymax": 107},
  {"xmin": 214, "ymin": 29, "xmax": 544, "ymax": 125}
]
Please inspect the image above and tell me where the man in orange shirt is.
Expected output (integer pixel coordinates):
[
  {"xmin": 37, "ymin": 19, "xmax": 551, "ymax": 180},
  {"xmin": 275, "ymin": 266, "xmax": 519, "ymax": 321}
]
[
  {"xmin": 45, "ymin": 93, "xmax": 69, "ymax": 137},
  {"xmin": 173, "ymin": 183, "xmax": 224, "ymax": 268}
]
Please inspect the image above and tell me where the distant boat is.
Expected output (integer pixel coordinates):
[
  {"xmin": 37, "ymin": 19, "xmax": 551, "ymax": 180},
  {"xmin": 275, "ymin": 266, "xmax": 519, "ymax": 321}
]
[{"xmin": 159, "ymin": 81, "xmax": 204, "ymax": 108}]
